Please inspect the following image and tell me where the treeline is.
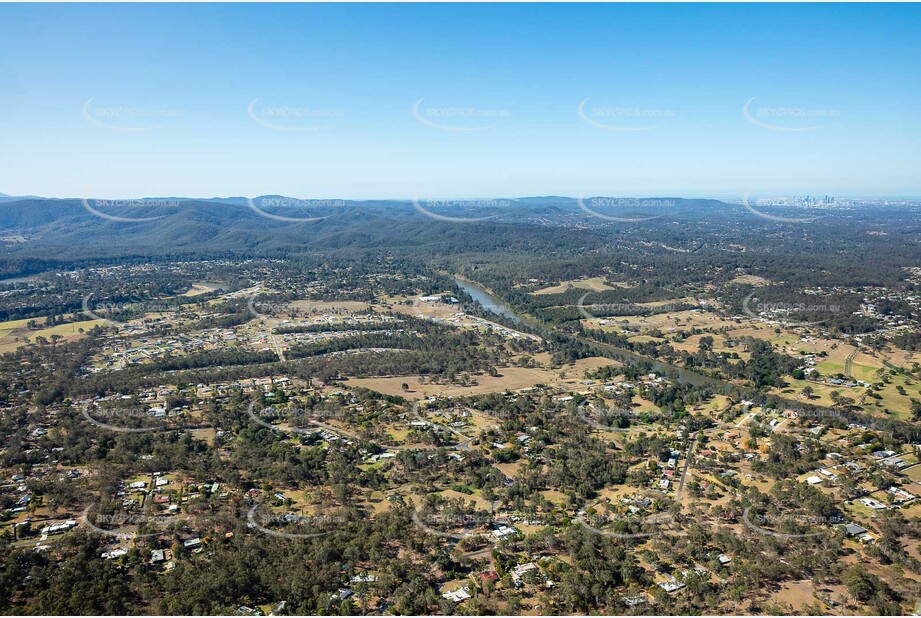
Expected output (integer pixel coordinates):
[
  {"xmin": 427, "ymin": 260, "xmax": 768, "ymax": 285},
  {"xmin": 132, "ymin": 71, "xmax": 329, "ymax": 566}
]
[
  {"xmin": 151, "ymin": 349, "xmax": 280, "ymax": 372},
  {"xmin": 275, "ymin": 321, "xmax": 396, "ymax": 334}
]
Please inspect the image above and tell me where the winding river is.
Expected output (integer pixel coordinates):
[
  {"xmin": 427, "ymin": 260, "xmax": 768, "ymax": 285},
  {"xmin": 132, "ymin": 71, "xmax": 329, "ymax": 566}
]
[
  {"xmin": 453, "ymin": 276, "xmax": 522, "ymax": 325},
  {"xmin": 453, "ymin": 275, "xmax": 780, "ymax": 394},
  {"xmin": 451, "ymin": 277, "xmax": 910, "ymax": 429},
  {"xmin": 449, "ymin": 275, "xmax": 912, "ymax": 437}
]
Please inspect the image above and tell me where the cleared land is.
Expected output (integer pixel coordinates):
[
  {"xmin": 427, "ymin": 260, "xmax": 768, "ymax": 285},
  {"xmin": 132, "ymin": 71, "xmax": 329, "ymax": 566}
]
[
  {"xmin": 346, "ymin": 356, "xmax": 623, "ymax": 399},
  {"xmin": 0, "ymin": 318, "xmax": 105, "ymax": 354},
  {"xmin": 531, "ymin": 277, "xmax": 621, "ymax": 295}
]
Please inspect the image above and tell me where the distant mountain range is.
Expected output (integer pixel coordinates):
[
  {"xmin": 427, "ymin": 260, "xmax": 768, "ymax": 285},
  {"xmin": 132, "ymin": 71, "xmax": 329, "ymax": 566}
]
[
  {"xmin": 0, "ymin": 194, "xmax": 728, "ymax": 229},
  {"xmin": 0, "ymin": 193, "xmax": 714, "ymax": 206},
  {"xmin": 1, "ymin": 192, "xmax": 919, "ymax": 282},
  {"xmin": 0, "ymin": 194, "xmax": 731, "ymax": 269},
  {"xmin": 0, "ymin": 192, "xmax": 44, "ymax": 203}
]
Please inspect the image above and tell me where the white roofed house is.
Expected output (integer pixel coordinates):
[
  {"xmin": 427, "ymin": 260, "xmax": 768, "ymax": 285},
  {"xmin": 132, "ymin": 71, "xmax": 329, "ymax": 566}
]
[
  {"xmin": 658, "ymin": 580, "xmax": 685, "ymax": 593},
  {"xmin": 859, "ymin": 497, "xmax": 888, "ymax": 510},
  {"xmin": 39, "ymin": 519, "xmax": 77, "ymax": 537},
  {"xmin": 511, "ymin": 562, "xmax": 539, "ymax": 587},
  {"xmin": 441, "ymin": 586, "xmax": 471, "ymax": 603},
  {"xmin": 888, "ymin": 486, "xmax": 916, "ymax": 503}
]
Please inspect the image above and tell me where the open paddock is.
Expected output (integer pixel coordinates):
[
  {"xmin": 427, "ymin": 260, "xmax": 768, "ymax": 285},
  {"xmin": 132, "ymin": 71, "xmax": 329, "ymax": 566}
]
[
  {"xmin": 530, "ymin": 277, "xmax": 622, "ymax": 295},
  {"xmin": 0, "ymin": 318, "xmax": 105, "ymax": 354},
  {"xmin": 345, "ymin": 357, "xmax": 623, "ymax": 399}
]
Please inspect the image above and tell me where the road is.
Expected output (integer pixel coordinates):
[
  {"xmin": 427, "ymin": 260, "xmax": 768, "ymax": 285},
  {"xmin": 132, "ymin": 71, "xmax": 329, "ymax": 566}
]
[
  {"xmin": 675, "ymin": 432, "xmax": 698, "ymax": 501},
  {"xmin": 844, "ymin": 347, "xmax": 858, "ymax": 379},
  {"xmin": 735, "ymin": 412, "xmax": 757, "ymax": 428},
  {"xmin": 271, "ymin": 334, "xmax": 286, "ymax": 362}
]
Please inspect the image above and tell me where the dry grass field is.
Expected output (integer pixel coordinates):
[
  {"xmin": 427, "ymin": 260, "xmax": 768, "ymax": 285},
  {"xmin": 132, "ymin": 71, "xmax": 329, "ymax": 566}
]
[
  {"xmin": 180, "ymin": 282, "xmax": 224, "ymax": 296},
  {"xmin": 579, "ymin": 297, "xmax": 919, "ymax": 419},
  {"xmin": 588, "ymin": 307, "xmax": 741, "ymax": 333},
  {"xmin": 0, "ymin": 318, "xmax": 105, "ymax": 354},
  {"xmin": 530, "ymin": 277, "xmax": 622, "ymax": 295},
  {"xmin": 346, "ymin": 356, "xmax": 623, "ymax": 399},
  {"xmin": 288, "ymin": 300, "xmax": 371, "ymax": 313}
]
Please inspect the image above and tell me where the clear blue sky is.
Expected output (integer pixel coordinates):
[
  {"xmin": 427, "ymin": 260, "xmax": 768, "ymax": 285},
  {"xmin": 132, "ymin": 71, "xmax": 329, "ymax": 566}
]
[{"xmin": 1, "ymin": 3, "xmax": 919, "ymax": 199}]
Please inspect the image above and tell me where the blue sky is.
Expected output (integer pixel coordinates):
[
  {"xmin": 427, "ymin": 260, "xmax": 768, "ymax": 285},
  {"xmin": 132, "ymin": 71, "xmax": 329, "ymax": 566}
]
[{"xmin": 1, "ymin": 3, "xmax": 919, "ymax": 199}]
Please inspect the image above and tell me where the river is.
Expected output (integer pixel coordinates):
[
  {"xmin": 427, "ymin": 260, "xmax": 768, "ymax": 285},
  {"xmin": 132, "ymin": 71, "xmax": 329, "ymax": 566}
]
[
  {"xmin": 454, "ymin": 275, "xmax": 742, "ymax": 390},
  {"xmin": 451, "ymin": 276, "xmax": 862, "ymax": 418},
  {"xmin": 453, "ymin": 276, "xmax": 522, "ymax": 325},
  {"xmin": 457, "ymin": 274, "xmax": 909, "ymax": 435}
]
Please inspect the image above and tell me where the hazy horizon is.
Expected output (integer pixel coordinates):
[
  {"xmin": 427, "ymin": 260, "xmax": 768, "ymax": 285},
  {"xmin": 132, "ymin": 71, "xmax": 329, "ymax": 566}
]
[{"xmin": 5, "ymin": 192, "xmax": 921, "ymax": 202}]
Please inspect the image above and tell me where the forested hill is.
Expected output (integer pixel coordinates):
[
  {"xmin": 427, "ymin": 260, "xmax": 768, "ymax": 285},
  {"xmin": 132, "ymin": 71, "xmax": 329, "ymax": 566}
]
[
  {"xmin": 0, "ymin": 196, "xmax": 721, "ymax": 261},
  {"xmin": 1, "ymin": 197, "xmax": 919, "ymax": 285}
]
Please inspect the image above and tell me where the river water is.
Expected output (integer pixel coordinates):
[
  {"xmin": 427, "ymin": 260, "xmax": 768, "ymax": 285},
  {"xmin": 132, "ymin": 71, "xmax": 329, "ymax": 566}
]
[
  {"xmin": 453, "ymin": 277, "xmax": 522, "ymax": 325},
  {"xmin": 450, "ymin": 275, "xmax": 851, "ymax": 419},
  {"xmin": 454, "ymin": 275, "xmax": 723, "ymax": 389}
]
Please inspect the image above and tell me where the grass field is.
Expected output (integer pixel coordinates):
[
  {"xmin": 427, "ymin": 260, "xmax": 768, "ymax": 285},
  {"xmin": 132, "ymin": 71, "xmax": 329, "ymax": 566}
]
[
  {"xmin": 586, "ymin": 299, "xmax": 919, "ymax": 420},
  {"xmin": 540, "ymin": 489, "xmax": 569, "ymax": 506},
  {"xmin": 288, "ymin": 300, "xmax": 371, "ymax": 313},
  {"xmin": 690, "ymin": 394, "xmax": 733, "ymax": 416},
  {"xmin": 436, "ymin": 489, "xmax": 494, "ymax": 511},
  {"xmin": 863, "ymin": 378, "xmax": 920, "ymax": 418},
  {"xmin": 727, "ymin": 274, "xmax": 772, "ymax": 286},
  {"xmin": 181, "ymin": 282, "xmax": 225, "ymax": 296},
  {"xmin": 763, "ymin": 579, "xmax": 841, "ymax": 614},
  {"xmin": 0, "ymin": 318, "xmax": 105, "ymax": 354},
  {"xmin": 771, "ymin": 379, "xmax": 856, "ymax": 409},
  {"xmin": 0, "ymin": 316, "xmax": 42, "ymax": 334},
  {"xmin": 346, "ymin": 356, "xmax": 623, "ymax": 399},
  {"xmin": 531, "ymin": 277, "xmax": 621, "ymax": 295},
  {"xmin": 590, "ymin": 307, "xmax": 741, "ymax": 334}
]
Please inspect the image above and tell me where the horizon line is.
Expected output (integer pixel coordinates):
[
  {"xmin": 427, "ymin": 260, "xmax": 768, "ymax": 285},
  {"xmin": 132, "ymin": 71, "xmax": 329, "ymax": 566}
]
[{"xmin": 5, "ymin": 193, "xmax": 921, "ymax": 202}]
